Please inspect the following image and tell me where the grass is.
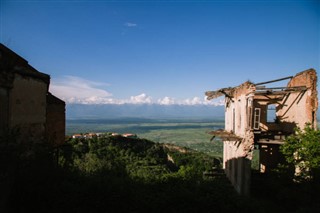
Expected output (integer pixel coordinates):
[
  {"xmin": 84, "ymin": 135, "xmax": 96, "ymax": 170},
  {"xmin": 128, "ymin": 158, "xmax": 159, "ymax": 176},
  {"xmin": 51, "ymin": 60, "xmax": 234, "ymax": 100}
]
[{"xmin": 139, "ymin": 128, "xmax": 223, "ymax": 157}]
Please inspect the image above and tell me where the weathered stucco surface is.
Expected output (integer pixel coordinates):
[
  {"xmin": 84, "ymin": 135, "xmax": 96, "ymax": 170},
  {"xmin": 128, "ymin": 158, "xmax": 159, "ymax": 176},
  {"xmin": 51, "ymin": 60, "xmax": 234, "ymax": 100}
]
[{"xmin": 222, "ymin": 82, "xmax": 254, "ymax": 195}]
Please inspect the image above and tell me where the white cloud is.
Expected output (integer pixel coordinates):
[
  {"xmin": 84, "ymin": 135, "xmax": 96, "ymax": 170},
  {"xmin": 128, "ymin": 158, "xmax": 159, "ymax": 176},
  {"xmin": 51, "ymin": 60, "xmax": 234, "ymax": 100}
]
[
  {"xmin": 159, "ymin": 96, "xmax": 224, "ymax": 106},
  {"xmin": 50, "ymin": 76, "xmax": 225, "ymax": 106},
  {"xmin": 182, "ymin": 97, "xmax": 202, "ymax": 105},
  {"xmin": 50, "ymin": 76, "xmax": 112, "ymax": 104},
  {"xmin": 158, "ymin": 97, "xmax": 175, "ymax": 105},
  {"xmin": 130, "ymin": 93, "xmax": 152, "ymax": 104},
  {"xmin": 207, "ymin": 96, "xmax": 225, "ymax": 106},
  {"xmin": 124, "ymin": 22, "xmax": 137, "ymax": 27}
]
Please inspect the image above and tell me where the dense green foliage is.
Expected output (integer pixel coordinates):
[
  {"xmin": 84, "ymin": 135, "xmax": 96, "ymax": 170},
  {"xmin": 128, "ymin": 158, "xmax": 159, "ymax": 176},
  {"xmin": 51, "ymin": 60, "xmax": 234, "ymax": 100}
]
[
  {"xmin": 59, "ymin": 135, "xmax": 223, "ymax": 183},
  {"xmin": 248, "ymin": 124, "xmax": 320, "ymax": 212},
  {"xmin": 280, "ymin": 124, "xmax": 320, "ymax": 180},
  {"xmin": 2, "ymin": 130, "xmax": 320, "ymax": 212},
  {"xmin": 60, "ymin": 136, "xmax": 172, "ymax": 181},
  {"xmin": 2, "ymin": 134, "xmax": 264, "ymax": 212}
]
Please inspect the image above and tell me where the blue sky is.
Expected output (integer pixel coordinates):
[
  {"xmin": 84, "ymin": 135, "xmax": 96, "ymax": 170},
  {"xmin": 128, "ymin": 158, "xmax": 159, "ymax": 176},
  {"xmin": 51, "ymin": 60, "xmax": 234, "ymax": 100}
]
[{"xmin": 1, "ymin": 0, "xmax": 319, "ymax": 105}]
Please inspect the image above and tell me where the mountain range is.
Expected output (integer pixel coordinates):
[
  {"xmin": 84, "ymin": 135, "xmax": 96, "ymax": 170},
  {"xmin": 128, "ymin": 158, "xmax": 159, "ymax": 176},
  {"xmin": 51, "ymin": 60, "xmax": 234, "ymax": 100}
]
[{"xmin": 66, "ymin": 104, "xmax": 225, "ymax": 120}]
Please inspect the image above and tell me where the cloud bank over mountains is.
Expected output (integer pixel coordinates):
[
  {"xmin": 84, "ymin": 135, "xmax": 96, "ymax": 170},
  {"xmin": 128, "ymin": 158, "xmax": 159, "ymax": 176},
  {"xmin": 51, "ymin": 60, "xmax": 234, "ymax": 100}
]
[
  {"xmin": 67, "ymin": 103, "xmax": 225, "ymax": 119},
  {"xmin": 50, "ymin": 76, "xmax": 224, "ymax": 106}
]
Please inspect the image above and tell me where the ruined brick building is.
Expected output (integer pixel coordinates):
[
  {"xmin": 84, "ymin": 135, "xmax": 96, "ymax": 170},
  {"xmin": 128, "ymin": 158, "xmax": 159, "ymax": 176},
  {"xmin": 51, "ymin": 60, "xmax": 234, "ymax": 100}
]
[
  {"xmin": 0, "ymin": 44, "xmax": 65, "ymax": 145},
  {"xmin": 206, "ymin": 69, "xmax": 318, "ymax": 195}
]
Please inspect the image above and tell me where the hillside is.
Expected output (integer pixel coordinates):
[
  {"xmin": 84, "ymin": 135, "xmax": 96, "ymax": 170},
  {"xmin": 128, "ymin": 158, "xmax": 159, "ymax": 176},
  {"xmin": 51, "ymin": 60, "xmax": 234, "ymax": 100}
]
[
  {"xmin": 4, "ymin": 135, "xmax": 270, "ymax": 212},
  {"xmin": 3, "ymin": 134, "xmax": 320, "ymax": 212}
]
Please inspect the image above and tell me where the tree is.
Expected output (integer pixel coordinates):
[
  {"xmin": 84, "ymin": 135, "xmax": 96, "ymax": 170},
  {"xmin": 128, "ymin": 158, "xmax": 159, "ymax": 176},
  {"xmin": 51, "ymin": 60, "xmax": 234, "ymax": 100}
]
[{"xmin": 280, "ymin": 124, "xmax": 320, "ymax": 181}]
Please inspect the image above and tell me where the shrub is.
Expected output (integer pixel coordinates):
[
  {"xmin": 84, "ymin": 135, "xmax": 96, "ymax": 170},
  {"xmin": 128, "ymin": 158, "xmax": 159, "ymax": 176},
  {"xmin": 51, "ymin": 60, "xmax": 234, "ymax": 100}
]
[{"xmin": 280, "ymin": 124, "xmax": 320, "ymax": 181}]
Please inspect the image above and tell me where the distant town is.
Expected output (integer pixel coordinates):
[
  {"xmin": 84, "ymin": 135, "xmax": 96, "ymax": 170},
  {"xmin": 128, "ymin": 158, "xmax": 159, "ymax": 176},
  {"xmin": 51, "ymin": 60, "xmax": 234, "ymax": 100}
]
[{"xmin": 71, "ymin": 132, "xmax": 138, "ymax": 139}]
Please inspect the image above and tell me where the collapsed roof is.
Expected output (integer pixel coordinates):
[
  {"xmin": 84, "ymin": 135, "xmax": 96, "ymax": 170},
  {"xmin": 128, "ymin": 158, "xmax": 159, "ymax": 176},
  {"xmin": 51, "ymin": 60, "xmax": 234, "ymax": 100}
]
[{"xmin": 205, "ymin": 73, "xmax": 309, "ymax": 101}]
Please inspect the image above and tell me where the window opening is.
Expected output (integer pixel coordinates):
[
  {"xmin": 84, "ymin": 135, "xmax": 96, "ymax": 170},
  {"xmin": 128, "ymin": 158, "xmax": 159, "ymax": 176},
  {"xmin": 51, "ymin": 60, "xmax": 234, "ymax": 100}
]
[
  {"xmin": 254, "ymin": 108, "xmax": 261, "ymax": 130},
  {"xmin": 267, "ymin": 104, "xmax": 277, "ymax": 123}
]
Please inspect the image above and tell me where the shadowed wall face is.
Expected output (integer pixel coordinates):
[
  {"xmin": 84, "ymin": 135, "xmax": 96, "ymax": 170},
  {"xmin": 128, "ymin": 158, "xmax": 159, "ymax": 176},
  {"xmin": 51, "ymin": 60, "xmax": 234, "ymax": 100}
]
[
  {"xmin": 9, "ymin": 74, "xmax": 47, "ymax": 142},
  {"xmin": 0, "ymin": 88, "xmax": 9, "ymax": 135},
  {"xmin": 46, "ymin": 93, "xmax": 65, "ymax": 146},
  {"xmin": 0, "ymin": 44, "xmax": 65, "ymax": 145}
]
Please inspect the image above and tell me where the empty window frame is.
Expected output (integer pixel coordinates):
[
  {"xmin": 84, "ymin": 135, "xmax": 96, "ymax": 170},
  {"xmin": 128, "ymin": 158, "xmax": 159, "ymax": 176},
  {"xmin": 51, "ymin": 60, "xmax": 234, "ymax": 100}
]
[{"xmin": 253, "ymin": 108, "xmax": 261, "ymax": 130}]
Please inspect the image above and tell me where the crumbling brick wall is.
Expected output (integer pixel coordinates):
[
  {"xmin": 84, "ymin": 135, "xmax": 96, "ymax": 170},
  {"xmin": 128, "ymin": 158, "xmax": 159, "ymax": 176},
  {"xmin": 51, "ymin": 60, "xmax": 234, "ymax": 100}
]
[{"xmin": 277, "ymin": 69, "xmax": 318, "ymax": 130}]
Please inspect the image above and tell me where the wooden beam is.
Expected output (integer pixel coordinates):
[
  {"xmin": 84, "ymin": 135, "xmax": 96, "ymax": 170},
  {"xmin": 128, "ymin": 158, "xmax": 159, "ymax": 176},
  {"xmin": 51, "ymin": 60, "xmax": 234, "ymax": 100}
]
[
  {"xmin": 205, "ymin": 87, "xmax": 233, "ymax": 100},
  {"xmin": 205, "ymin": 90, "xmax": 224, "ymax": 100},
  {"xmin": 257, "ymin": 140, "xmax": 285, "ymax": 145},
  {"xmin": 208, "ymin": 130, "xmax": 242, "ymax": 141}
]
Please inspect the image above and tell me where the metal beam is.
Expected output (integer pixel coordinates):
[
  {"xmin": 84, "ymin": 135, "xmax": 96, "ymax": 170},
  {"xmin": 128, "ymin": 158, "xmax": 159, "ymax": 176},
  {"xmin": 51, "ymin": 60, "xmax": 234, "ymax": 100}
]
[
  {"xmin": 254, "ymin": 76, "xmax": 293, "ymax": 86},
  {"xmin": 255, "ymin": 86, "xmax": 306, "ymax": 91}
]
